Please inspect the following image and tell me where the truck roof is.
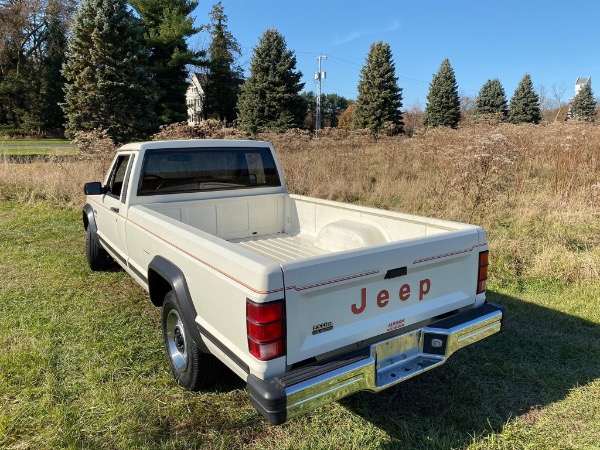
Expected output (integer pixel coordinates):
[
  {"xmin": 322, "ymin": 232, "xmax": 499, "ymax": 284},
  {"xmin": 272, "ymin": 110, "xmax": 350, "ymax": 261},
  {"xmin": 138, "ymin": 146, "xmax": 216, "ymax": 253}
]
[{"xmin": 118, "ymin": 139, "xmax": 273, "ymax": 152}]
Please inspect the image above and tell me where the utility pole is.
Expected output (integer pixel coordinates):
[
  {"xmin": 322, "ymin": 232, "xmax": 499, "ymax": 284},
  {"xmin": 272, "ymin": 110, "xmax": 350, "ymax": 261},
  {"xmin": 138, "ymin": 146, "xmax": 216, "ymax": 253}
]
[{"xmin": 314, "ymin": 55, "xmax": 327, "ymax": 137}]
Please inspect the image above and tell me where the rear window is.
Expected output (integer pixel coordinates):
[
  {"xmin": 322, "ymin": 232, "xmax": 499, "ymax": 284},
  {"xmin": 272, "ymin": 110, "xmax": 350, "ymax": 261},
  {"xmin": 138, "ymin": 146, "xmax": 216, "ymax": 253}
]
[{"xmin": 138, "ymin": 147, "xmax": 281, "ymax": 195}]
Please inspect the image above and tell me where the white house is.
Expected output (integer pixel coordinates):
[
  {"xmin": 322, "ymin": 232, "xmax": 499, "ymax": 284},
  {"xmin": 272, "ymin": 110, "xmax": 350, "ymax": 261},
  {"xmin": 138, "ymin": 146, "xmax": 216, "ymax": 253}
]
[
  {"xmin": 186, "ymin": 73, "xmax": 206, "ymax": 126},
  {"xmin": 574, "ymin": 76, "xmax": 591, "ymax": 96}
]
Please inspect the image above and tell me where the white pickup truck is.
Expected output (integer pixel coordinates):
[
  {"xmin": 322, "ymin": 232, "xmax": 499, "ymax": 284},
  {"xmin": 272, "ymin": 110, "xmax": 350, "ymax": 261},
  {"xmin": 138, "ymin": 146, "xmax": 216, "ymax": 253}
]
[{"xmin": 82, "ymin": 139, "xmax": 504, "ymax": 424}]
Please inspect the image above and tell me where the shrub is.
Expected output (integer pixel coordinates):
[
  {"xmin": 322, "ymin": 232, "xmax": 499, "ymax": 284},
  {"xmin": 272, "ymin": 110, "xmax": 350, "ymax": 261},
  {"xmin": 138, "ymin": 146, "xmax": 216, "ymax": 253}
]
[
  {"xmin": 151, "ymin": 120, "xmax": 243, "ymax": 141},
  {"xmin": 72, "ymin": 129, "xmax": 116, "ymax": 162}
]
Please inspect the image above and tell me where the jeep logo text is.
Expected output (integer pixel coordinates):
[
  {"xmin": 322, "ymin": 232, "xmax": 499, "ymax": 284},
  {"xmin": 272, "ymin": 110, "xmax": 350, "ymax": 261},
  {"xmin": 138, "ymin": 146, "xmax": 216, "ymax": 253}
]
[{"xmin": 351, "ymin": 278, "xmax": 431, "ymax": 315}]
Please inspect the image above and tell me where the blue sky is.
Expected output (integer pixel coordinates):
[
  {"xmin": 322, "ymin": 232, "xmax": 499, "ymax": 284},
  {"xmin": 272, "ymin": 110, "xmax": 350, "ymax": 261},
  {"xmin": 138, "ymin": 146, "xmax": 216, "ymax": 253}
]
[{"xmin": 190, "ymin": 0, "xmax": 600, "ymax": 108}]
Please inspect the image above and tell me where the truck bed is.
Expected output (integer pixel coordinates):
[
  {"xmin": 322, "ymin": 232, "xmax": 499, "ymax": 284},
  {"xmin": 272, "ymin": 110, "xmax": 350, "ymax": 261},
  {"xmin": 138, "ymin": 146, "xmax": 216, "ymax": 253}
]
[{"xmin": 140, "ymin": 193, "xmax": 476, "ymax": 268}]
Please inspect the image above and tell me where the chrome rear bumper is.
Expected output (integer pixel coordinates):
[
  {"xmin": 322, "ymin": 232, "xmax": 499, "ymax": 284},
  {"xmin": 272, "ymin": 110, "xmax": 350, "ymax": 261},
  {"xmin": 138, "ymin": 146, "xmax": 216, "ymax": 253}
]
[{"xmin": 247, "ymin": 302, "xmax": 505, "ymax": 424}]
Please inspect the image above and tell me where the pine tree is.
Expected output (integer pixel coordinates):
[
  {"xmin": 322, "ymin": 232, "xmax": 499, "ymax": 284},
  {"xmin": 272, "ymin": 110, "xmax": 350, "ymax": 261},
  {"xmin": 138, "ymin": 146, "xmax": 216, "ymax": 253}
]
[
  {"xmin": 301, "ymin": 91, "xmax": 317, "ymax": 129},
  {"xmin": 62, "ymin": 0, "xmax": 158, "ymax": 143},
  {"xmin": 422, "ymin": 59, "xmax": 461, "ymax": 128},
  {"xmin": 129, "ymin": 0, "xmax": 202, "ymax": 124},
  {"xmin": 203, "ymin": 1, "xmax": 242, "ymax": 123},
  {"xmin": 301, "ymin": 92, "xmax": 349, "ymax": 129},
  {"xmin": 508, "ymin": 74, "xmax": 541, "ymax": 124},
  {"xmin": 353, "ymin": 41, "xmax": 403, "ymax": 135},
  {"xmin": 0, "ymin": 0, "xmax": 73, "ymax": 134},
  {"xmin": 570, "ymin": 83, "xmax": 596, "ymax": 122},
  {"xmin": 473, "ymin": 78, "xmax": 508, "ymax": 120},
  {"xmin": 0, "ymin": 72, "xmax": 31, "ymax": 129},
  {"xmin": 323, "ymin": 93, "xmax": 349, "ymax": 128},
  {"xmin": 40, "ymin": 9, "xmax": 68, "ymax": 133},
  {"xmin": 237, "ymin": 29, "xmax": 305, "ymax": 134}
]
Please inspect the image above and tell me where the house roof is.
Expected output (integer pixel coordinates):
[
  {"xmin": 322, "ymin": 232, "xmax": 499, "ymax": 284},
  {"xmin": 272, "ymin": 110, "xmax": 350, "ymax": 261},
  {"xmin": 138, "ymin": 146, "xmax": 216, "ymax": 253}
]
[
  {"xmin": 575, "ymin": 77, "xmax": 591, "ymax": 86},
  {"xmin": 191, "ymin": 73, "xmax": 207, "ymax": 87}
]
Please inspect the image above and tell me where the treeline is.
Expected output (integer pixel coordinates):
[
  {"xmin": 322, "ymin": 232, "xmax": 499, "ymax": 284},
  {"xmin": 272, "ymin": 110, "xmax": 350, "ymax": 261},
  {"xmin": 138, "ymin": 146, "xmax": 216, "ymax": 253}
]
[
  {"xmin": 0, "ymin": 0, "xmax": 73, "ymax": 136},
  {"xmin": 0, "ymin": 0, "xmax": 199, "ymax": 140},
  {"xmin": 0, "ymin": 0, "xmax": 597, "ymax": 142}
]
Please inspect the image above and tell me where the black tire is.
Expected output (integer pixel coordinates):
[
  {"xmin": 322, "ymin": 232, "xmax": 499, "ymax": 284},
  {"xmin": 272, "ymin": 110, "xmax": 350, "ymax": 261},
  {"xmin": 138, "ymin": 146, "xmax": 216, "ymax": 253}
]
[
  {"xmin": 85, "ymin": 226, "xmax": 110, "ymax": 271},
  {"xmin": 162, "ymin": 290, "xmax": 222, "ymax": 390}
]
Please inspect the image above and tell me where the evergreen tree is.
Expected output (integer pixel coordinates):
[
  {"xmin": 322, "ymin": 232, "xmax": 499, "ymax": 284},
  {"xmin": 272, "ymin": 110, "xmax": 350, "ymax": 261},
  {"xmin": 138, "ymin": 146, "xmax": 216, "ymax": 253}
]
[
  {"xmin": 62, "ymin": 0, "xmax": 158, "ymax": 142},
  {"xmin": 0, "ymin": 0, "xmax": 73, "ymax": 134},
  {"xmin": 422, "ymin": 58, "xmax": 461, "ymax": 128},
  {"xmin": 237, "ymin": 29, "xmax": 305, "ymax": 134},
  {"xmin": 508, "ymin": 74, "xmax": 541, "ymax": 124},
  {"xmin": 323, "ymin": 93, "xmax": 349, "ymax": 128},
  {"xmin": 473, "ymin": 78, "xmax": 508, "ymax": 120},
  {"xmin": 40, "ymin": 8, "xmax": 68, "ymax": 133},
  {"xmin": 353, "ymin": 41, "xmax": 403, "ymax": 134},
  {"xmin": 570, "ymin": 83, "xmax": 596, "ymax": 122},
  {"xmin": 0, "ymin": 72, "xmax": 32, "ymax": 129},
  {"xmin": 129, "ymin": 0, "xmax": 202, "ymax": 124},
  {"xmin": 301, "ymin": 92, "xmax": 349, "ymax": 129},
  {"xmin": 203, "ymin": 1, "xmax": 242, "ymax": 123},
  {"xmin": 301, "ymin": 91, "xmax": 317, "ymax": 129}
]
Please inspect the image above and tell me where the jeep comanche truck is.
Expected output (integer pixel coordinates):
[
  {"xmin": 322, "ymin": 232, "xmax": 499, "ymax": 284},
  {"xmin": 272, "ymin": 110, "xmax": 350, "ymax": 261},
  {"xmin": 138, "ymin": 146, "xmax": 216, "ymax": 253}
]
[{"xmin": 82, "ymin": 139, "xmax": 505, "ymax": 424}]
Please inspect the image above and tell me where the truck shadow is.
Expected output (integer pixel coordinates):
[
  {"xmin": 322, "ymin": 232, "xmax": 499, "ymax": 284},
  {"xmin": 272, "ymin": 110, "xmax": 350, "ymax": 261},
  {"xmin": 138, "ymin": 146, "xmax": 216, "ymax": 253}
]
[{"xmin": 337, "ymin": 290, "xmax": 600, "ymax": 448}]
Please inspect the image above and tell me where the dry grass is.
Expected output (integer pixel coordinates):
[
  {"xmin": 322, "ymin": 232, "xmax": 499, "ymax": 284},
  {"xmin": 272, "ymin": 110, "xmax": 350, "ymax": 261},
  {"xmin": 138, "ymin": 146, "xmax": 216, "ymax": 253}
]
[
  {"xmin": 0, "ymin": 156, "xmax": 111, "ymax": 204},
  {"xmin": 1, "ymin": 122, "xmax": 599, "ymax": 284},
  {"xmin": 270, "ymin": 123, "xmax": 600, "ymax": 284},
  {"xmin": 273, "ymin": 123, "xmax": 599, "ymax": 218}
]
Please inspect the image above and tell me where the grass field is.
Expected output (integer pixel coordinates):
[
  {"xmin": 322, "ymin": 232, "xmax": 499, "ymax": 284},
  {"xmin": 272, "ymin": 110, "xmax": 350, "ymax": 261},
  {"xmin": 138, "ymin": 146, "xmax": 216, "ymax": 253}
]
[
  {"xmin": 0, "ymin": 123, "xmax": 599, "ymax": 448},
  {"xmin": 0, "ymin": 139, "xmax": 73, "ymax": 156},
  {"xmin": 0, "ymin": 201, "xmax": 598, "ymax": 449}
]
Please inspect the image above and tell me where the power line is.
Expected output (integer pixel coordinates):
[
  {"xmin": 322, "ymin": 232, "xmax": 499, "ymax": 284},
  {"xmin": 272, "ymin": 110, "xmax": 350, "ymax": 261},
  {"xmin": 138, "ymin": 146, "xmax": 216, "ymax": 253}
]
[
  {"xmin": 323, "ymin": 85, "xmax": 358, "ymax": 98},
  {"xmin": 329, "ymin": 55, "xmax": 430, "ymax": 86},
  {"xmin": 327, "ymin": 54, "xmax": 479, "ymax": 93},
  {"xmin": 327, "ymin": 55, "xmax": 361, "ymax": 68}
]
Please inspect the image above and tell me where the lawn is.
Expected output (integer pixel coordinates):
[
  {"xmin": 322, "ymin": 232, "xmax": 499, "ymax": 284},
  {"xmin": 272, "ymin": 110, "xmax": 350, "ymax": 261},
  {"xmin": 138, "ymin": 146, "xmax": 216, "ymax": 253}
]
[
  {"xmin": 0, "ymin": 139, "xmax": 73, "ymax": 156},
  {"xmin": 0, "ymin": 200, "xmax": 598, "ymax": 450}
]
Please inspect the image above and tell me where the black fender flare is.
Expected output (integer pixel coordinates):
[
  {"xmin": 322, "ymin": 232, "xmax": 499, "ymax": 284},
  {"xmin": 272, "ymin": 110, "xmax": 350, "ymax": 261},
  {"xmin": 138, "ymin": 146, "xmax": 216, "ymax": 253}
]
[
  {"xmin": 148, "ymin": 256, "xmax": 204, "ymax": 349},
  {"xmin": 82, "ymin": 203, "xmax": 97, "ymax": 233},
  {"xmin": 82, "ymin": 203, "xmax": 103, "ymax": 252},
  {"xmin": 147, "ymin": 255, "xmax": 249, "ymax": 374}
]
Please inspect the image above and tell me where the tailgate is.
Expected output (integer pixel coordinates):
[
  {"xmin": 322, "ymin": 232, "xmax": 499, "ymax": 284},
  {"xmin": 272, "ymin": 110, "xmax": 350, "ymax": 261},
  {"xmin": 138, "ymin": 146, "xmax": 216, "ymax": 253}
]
[{"xmin": 283, "ymin": 230, "xmax": 486, "ymax": 365}]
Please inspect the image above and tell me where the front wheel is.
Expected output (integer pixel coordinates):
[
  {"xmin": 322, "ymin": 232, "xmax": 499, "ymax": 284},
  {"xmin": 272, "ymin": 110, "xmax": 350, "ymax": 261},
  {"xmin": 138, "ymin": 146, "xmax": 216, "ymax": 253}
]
[
  {"xmin": 85, "ymin": 226, "xmax": 110, "ymax": 271},
  {"xmin": 162, "ymin": 290, "xmax": 222, "ymax": 390}
]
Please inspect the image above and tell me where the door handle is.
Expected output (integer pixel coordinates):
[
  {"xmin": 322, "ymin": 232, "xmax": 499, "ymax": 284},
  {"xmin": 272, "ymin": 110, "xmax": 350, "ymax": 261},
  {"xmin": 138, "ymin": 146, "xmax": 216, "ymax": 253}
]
[{"xmin": 110, "ymin": 207, "xmax": 119, "ymax": 213}]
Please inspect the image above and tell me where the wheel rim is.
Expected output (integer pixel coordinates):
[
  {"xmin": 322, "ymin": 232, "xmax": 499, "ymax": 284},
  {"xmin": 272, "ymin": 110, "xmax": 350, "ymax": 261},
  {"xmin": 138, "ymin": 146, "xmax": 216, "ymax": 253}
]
[{"xmin": 166, "ymin": 309, "xmax": 188, "ymax": 371}]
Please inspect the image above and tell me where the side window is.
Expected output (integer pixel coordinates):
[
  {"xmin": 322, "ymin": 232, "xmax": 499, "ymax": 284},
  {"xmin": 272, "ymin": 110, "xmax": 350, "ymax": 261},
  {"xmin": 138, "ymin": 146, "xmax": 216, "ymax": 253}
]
[
  {"xmin": 120, "ymin": 155, "xmax": 135, "ymax": 204},
  {"xmin": 107, "ymin": 155, "xmax": 130, "ymax": 198}
]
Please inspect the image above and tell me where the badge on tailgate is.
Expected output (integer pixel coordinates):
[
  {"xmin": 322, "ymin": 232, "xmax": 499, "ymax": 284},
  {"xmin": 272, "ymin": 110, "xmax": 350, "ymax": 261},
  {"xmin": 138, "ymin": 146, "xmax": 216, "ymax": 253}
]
[
  {"xmin": 351, "ymin": 278, "xmax": 431, "ymax": 315},
  {"xmin": 312, "ymin": 321, "xmax": 334, "ymax": 335}
]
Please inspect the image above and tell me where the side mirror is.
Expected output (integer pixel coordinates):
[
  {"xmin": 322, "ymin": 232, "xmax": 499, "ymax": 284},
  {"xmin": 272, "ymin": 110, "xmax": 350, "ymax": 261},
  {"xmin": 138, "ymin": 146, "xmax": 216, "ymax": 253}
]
[{"xmin": 84, "ymin": 182, "xmax": 104, "ymax": 196}]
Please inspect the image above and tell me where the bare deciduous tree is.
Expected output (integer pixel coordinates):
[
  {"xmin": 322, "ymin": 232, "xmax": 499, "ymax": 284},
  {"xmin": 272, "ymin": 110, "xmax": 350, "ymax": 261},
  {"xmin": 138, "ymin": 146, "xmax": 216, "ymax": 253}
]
[
  {"xmin": 552, "ymin": 82, "xmax": 568, "ymax": 122},
  {"xmin": 460, "ymin": 92, "xmax": 475, "ymax": 116},
  {"xmin": 403, "ymin": 100, "xmax": 423, "ymax": 136},
  {"xmin": 537, "ymin": 84, "xmax": 555, "ymax": 111},
  {"xmin": 0, "ymin": 0, "xmax": 74, "ymax": 75}
]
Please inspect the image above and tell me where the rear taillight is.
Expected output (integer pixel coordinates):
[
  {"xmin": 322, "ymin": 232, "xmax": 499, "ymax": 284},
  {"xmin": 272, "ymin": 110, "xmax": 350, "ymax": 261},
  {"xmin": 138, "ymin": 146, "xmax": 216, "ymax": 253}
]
[
  {"xmin": 477, "ymin": 250, "xmax": 489, "ymax": 294},
  {"xmin": 246, "ymin": 299, "xmax": 285, "ymax": 360}
]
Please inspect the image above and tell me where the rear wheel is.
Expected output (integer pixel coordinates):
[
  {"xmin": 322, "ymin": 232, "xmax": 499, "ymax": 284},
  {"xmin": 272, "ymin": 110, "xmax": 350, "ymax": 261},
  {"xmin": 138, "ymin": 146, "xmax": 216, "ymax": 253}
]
[
  {"xmin": 162, "ymin": 290, "xmax": 222, "ymax": 390},
  {"xmin": 85, "ymin": 226, "xmax": 110, "ymax": 271}
]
